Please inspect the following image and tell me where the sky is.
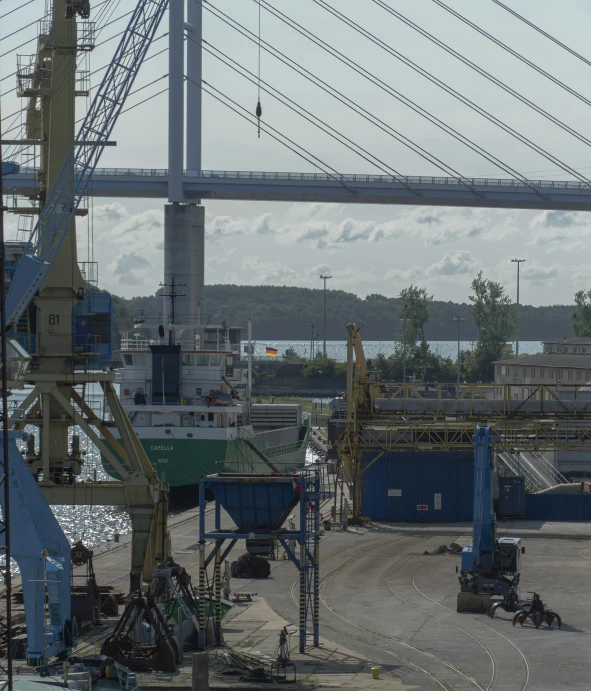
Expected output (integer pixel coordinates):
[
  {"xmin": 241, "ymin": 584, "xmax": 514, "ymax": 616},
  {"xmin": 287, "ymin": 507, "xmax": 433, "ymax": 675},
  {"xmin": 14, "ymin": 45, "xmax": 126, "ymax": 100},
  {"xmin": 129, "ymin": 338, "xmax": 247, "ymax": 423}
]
[{"xmin": 2, "ymin": 0, "xmax": 591, "ymax": 305}]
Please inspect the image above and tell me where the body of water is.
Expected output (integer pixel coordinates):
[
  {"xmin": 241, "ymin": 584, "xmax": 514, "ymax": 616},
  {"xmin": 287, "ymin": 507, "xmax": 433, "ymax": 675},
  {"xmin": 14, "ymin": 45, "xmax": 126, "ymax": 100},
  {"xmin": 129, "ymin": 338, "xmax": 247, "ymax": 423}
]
[{"xmin": 253, "ymin": 340, "xmax": 542, "ymax": 362}]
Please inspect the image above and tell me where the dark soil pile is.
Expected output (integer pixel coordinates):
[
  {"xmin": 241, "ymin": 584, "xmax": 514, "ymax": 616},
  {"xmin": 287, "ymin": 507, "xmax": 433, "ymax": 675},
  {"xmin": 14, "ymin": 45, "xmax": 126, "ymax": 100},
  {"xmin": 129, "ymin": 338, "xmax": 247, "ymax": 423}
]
[
  {"xmin": 423, "ymin": 542, "xmax": 463, "ymax": 556},
  {"xmin": 231, "ymin": 554, "xmax": 271, "ymax": 578}
]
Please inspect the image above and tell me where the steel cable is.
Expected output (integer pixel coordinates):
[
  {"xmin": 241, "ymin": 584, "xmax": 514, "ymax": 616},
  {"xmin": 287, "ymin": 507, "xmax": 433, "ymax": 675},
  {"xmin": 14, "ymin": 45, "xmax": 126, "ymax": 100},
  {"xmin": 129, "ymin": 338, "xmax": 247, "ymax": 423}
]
[
  {"xmin": 372, "ymin": 0, "xmax": 591, "ymax": 151},
  {"xmin": 433, "ymin": 0, "xmax": 591, "ymax": 108},
  {"xmin": 200, "ymin": 38, "xmax": 409, "ymax": 179},
  {"xmin": 203, "ymin": 2, "xmax": 492, "ymax": 194},
  {"xmin": 492, "ymin": 0, "xmax": 591, "ymax": 69},
  {"xmin": 305, "ymin": 0, "xmax": 591, "ymax": 185}
]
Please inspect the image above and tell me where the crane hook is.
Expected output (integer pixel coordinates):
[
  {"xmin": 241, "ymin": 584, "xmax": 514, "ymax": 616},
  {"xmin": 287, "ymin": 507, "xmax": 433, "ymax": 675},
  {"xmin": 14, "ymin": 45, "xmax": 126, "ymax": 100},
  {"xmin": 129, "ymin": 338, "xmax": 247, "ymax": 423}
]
[{"xmin": 256, "ymin": 100, "xmax": 262, "ymax": 138}]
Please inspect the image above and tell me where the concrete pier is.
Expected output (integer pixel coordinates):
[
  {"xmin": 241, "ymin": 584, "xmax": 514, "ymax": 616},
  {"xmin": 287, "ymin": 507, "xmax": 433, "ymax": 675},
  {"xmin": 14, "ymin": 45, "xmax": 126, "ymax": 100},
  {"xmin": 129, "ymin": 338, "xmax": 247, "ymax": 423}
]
[{"xmin": 164, "ymin": 203, "xmax": 205, "ymax": 327}]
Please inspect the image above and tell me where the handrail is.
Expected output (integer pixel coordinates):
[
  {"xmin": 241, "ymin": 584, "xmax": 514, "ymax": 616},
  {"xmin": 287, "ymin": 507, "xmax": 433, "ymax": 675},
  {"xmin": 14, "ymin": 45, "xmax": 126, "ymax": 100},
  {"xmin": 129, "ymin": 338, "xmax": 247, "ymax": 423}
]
[{"xmin": 11, "ymin": 166, "xmax": 591, "ymax": 191}]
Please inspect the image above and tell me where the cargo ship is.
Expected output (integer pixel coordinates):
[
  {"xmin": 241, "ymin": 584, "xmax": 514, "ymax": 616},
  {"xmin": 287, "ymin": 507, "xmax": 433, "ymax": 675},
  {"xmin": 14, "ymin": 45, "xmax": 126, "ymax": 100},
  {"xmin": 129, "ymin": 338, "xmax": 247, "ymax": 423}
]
[{"xmin": 101, "ymin": 325, "xmax": 310, "ymax": 506}]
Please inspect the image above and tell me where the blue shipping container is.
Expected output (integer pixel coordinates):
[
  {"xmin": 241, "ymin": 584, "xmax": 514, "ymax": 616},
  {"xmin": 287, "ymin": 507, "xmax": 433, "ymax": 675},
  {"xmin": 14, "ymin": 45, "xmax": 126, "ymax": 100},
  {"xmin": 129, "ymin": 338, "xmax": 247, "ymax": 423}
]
[
  {"xmin": 498, "ymin": 476, "xmax": 525, "ymax": 518},
  {"xmin": 361, "ymin": 451, "xmax": 474, "ymax": 522}
]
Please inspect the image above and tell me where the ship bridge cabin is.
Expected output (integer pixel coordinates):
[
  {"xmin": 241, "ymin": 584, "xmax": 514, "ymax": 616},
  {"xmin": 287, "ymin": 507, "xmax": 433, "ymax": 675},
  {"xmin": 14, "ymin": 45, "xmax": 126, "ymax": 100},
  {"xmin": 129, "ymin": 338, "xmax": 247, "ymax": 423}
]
[{"xmin": 113, "ymin": 338, "xmax": 243, "ymax": 429}]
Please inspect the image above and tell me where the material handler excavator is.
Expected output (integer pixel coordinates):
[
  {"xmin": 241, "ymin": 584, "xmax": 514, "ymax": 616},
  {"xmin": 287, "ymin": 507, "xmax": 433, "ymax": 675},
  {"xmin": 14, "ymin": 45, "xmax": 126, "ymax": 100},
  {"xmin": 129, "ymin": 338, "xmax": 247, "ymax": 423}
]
[{"xmin": 457, "ymin": 426, "xmax": 562, "ymax": 628}]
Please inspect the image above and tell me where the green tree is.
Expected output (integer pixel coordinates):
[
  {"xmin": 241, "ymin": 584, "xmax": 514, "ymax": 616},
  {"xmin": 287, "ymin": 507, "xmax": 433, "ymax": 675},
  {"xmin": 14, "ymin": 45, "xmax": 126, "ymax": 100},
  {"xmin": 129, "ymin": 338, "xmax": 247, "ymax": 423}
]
[
  {"xmin": 394, "ymin": 286, "xmax": 433, "ymax": 379},
  {"xmin": 469, "ymin": 272, "xmax": 519, "ymax": 380},
  {"xmin": 398, "ymin": 285, "xmax": 431, "ymax": 343},
  {"xmin": 301, "ymin": 354, "xmax": 337, "ymax": 378},
  {"xmin": 570, "ymin": 289, "xmax": 591, "ymax": 336},
  {"xmin": 284, "ymin": 347, "xmax": 305, "ymax": 363}
]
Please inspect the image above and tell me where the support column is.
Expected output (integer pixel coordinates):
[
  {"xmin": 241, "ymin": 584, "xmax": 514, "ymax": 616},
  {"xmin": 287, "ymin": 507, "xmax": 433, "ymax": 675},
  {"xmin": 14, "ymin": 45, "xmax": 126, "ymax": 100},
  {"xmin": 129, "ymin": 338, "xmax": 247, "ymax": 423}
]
[
  {"xmin": 186, "ymin": 0, "xmax": 202, "ymax": 176},
  {"xmin": 164, "ymin": 203, "xmax": 204, "ymax": 326},
  {"xmin": 168, "ymin": 0, "xmax": 185, "ymax": 203}
]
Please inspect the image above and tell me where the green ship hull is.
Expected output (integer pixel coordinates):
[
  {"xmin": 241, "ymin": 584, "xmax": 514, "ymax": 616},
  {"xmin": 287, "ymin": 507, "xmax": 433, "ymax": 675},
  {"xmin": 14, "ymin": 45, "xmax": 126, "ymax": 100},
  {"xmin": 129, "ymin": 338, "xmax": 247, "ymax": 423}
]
[{"xmin": 101, "ymin": 424, "xmax": 310, "ymax": 494}]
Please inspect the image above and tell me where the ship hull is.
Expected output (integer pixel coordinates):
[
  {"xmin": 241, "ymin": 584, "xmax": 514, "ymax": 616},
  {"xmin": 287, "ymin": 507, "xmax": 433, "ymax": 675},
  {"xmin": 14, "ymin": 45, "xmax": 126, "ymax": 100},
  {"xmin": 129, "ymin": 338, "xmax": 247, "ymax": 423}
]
[{"xmin": 101, "ymin": 424, "xmax": 310, "ymax": 508}]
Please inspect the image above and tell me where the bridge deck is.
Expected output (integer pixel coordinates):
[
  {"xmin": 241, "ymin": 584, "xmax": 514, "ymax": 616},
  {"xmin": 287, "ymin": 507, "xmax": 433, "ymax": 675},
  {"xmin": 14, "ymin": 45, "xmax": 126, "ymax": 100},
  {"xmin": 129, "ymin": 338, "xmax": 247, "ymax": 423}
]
[{"xmin": 6, "ymin": 168, "xmax": 591, "ymax": 210}]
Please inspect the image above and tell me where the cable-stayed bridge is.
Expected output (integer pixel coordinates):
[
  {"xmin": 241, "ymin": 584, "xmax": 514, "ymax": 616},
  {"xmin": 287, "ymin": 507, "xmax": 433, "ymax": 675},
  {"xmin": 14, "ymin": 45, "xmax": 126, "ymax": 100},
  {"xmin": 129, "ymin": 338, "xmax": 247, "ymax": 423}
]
[
  {"xmin": 6, "ymin": 167, "xmax": 591, "ymax": 210},
  {"xmin": 4, "ymin": 0, "xmax": 591, "ymax": 213}
]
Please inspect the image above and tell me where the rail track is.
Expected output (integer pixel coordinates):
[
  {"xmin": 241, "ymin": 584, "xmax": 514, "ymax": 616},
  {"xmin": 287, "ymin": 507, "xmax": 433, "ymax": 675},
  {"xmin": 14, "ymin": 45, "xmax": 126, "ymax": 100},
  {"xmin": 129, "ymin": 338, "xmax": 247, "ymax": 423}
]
[{"xmin": 288, "ymin": 531, "xmax": 487, "ymax": 690}]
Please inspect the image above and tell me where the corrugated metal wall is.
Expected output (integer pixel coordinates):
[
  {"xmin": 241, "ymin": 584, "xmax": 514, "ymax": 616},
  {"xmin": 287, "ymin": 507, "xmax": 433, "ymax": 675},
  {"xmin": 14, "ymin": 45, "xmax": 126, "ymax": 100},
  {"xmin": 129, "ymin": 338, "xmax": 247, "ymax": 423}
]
[
  {"xmin": 362, "ymin": 451, "xmax": 474, "ymax": 522},
  {"xmin": 525, "ymin": 494, "xmax": 591, "ymax": 521}
]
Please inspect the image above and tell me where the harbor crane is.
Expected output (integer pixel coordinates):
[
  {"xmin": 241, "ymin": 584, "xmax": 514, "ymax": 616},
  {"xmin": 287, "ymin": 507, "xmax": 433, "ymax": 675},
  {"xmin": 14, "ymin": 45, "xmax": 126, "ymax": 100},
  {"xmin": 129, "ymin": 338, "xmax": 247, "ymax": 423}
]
[
  {"xmin": 1, "ymin": 0, "xmax": 171, "ymax": 663},
  {"xmin": 457, "ymin": 426, "xmax": 523, "ymax": 613},
  {"xmin": 338, "ymin": 323, "xmax": 380, "ymax": 521},
  {"xmin": 458, "ymin": 425, "xmax": 562, "ymax": 627}
]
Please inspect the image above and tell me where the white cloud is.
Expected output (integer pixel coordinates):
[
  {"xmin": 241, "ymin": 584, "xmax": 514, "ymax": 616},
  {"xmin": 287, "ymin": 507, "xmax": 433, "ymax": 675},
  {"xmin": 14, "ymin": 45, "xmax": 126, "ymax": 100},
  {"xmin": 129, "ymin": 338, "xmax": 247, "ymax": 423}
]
[
  {"xmin": 530, "ymin": 210, "xmax": 586, "ymax": 229},
  {"xmin": 93, "ymin": 202, "xmax": 128, "ymax": 225},
  {"xmin": 108, "ymin": 252, "xmax": 153, "ymax": 286},
  {"xmin": 426, "ymin": 250, "xmax": 476, "ymax": 276},
  {"xmin": 240, "ymin": 256, "xmax": 298, "ymax": 284}
]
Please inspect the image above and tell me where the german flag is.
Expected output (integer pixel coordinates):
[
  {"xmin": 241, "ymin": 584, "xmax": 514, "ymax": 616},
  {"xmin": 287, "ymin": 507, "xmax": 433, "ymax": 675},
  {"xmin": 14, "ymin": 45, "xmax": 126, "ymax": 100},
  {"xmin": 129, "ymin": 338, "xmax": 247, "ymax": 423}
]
[{"xmin": 266, "ymin": 347, "xmax": 278, "ymax": 357}]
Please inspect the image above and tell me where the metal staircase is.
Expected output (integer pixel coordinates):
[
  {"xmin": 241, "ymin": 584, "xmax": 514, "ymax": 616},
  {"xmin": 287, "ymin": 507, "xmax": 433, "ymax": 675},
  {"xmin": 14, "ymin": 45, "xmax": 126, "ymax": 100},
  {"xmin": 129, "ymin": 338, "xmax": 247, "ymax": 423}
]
[{"xmin": 497, "ymin": 450, "xmax": 568, "ymax": 492}]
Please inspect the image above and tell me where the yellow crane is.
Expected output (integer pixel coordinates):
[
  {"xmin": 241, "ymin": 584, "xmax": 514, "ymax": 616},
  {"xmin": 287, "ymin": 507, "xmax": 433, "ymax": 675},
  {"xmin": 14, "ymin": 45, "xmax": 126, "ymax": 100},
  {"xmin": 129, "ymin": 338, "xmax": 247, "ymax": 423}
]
[
  {"xmin": 5, "ymin": 0, "xmax": 169, "ymax": 590},
  {"xmin": 339, "ymin": 323, "xmax": 380, "ymax": 522}
]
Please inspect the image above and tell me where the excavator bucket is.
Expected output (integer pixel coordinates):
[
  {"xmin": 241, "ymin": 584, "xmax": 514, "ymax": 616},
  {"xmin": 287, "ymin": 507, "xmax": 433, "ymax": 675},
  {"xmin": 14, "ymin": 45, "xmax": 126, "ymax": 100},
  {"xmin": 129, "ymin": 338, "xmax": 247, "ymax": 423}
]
[
  {"xmin": 457, "ymin": 592, "xmax": 491, "ymax": 613},
  {"xmin": 545, "ymin": 611, "xmax": 562, "ymax": 629}
]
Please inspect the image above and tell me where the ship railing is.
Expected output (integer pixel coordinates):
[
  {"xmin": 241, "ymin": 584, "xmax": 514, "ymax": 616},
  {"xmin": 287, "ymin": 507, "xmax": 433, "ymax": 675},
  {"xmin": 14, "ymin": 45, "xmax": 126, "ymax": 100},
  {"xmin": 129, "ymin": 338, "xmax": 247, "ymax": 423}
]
[{"xmin": 120, "ymin": 337, "xmax": 155, "ymax": 350}]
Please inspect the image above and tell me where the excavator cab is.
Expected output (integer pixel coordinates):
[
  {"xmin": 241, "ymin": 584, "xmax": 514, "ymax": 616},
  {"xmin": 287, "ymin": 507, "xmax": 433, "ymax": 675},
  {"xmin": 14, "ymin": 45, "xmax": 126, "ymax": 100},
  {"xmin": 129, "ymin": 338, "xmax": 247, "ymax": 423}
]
[{"xmin": 497, "ymin": 537, "xmax": 522, "ymax": 572}]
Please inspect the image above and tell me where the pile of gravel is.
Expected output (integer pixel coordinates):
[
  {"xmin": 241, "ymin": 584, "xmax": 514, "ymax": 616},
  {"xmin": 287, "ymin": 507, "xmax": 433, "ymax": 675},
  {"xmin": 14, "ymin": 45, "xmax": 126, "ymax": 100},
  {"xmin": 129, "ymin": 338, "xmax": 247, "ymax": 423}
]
[
  {"xmin": 423, "ymin": 542, "xmax": 463, "ymax": 556},
  {"xmin": 231, "ymin": 554, "xmax": 271, "ymax": 579}
]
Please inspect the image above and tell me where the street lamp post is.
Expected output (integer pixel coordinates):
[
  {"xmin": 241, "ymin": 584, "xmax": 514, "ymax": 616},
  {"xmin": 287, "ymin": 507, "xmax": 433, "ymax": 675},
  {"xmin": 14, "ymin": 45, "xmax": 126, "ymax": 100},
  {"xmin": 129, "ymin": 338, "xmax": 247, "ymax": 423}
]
[
  {"xmin": 511, "ymin": 259, "xmax": 526, "ymax": 356},
  {"xmin": 320, "ymin": 275, "xmax": 332, "ymax": 356},
  {"xmin": 308, "ymin": 322, "xmax": 315, "ymax": 360},
  {"xmin": 452, "ymin": 317, "xmax": 466, "ymax": 389},
  {"xmin": 318, "ymin": 370, "xmax": 323, "ymax": 415}
]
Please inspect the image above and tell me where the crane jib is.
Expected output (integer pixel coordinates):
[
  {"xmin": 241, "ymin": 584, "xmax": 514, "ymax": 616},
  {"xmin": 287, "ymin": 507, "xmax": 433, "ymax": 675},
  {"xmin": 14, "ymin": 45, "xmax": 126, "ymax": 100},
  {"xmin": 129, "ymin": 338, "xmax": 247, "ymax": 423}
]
[{"xmin": 5, "ymin": 0, "xmax": 170, "ymax": 328}]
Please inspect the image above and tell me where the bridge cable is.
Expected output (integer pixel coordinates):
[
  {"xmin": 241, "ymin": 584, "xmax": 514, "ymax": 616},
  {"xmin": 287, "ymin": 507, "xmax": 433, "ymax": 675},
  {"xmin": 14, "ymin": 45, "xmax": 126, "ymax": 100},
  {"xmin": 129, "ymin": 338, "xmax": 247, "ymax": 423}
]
[
  {"xmin": 433, "ymin": 0, "xmax": 591, "ymax": 109},
  {"xmin": 0, "ymin": 0, "xmax": 37, "ymax": 22},
  {"xmin": 372, "ymin": 0, "xmax": 591, "ymax": 152},
  {"xmin": 492, "ymin": 0, "xmax": 591, "ymax": 69},
  {"xmin": 203, "ymin": 2, "xmax": 492, "ymax": 193},
  {"xmin": 195, "ymin": 77, "xmax": 358, "ymax": 193},
  {"xmin": 242, "ymin": 1, "xmax": 558, "ymax": 196},
  {"xmin": 200, "ymin": 37, "xmax": 414, "ymax": 182},
  {"xmin": 205, "ymin": 0, "xmax": 561, "ymax": 197},
  {"xmin": 305, "ymin": 0, "xmax": 591, "ymax": 186},
  {"xmin": 256, "ymin": 0, "xmax": 546, "ymax": 187},
  {"xmin": 256, "ymin": 0, "xmax": 262, "ymax": 137}
]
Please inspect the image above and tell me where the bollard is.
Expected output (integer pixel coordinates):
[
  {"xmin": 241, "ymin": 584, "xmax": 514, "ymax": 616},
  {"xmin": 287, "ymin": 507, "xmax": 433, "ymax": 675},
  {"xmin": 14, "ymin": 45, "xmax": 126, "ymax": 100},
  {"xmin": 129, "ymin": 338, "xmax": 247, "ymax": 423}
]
[{"xmin": 192, "ymin": 652, "xmax": 209, "ymax": 691}]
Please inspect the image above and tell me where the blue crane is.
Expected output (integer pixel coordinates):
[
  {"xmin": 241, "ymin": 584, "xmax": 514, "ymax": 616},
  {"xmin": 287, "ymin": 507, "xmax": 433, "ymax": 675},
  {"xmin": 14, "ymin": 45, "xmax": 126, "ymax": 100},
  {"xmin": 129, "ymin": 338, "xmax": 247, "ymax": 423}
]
[
  {"xmin": 457, "ymin": 426, "xmax": 523, "ymax": 614},
  {"xmin": 5, "ymin": 0, "xmax": 169, "ymax": 329},
  {"xmin": 1, "ymin": 0, "xmax": 169, "ymax": 663},
  {"xmin": 457, "ymin": 426, "xmax": 563, "ymax": 628}
]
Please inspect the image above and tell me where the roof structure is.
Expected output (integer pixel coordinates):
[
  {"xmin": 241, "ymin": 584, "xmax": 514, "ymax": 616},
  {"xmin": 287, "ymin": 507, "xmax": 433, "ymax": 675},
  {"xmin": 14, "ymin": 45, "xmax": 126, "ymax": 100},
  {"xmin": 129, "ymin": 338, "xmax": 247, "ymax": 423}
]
[
  {"xmin": 494, "ymin": 354, "xmax": 591, "ymax": 368},
  {"xmin": 543, "ymin": 337, "xmax": 591, "ymax": 345}
]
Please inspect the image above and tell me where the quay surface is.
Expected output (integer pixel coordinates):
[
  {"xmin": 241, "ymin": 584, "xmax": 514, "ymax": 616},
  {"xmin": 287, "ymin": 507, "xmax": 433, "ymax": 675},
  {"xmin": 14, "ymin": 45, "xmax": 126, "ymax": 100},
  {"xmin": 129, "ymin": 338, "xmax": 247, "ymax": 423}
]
[{"xmin": 76, "ymin": 507, "xmax": 591, "ymax": 690}]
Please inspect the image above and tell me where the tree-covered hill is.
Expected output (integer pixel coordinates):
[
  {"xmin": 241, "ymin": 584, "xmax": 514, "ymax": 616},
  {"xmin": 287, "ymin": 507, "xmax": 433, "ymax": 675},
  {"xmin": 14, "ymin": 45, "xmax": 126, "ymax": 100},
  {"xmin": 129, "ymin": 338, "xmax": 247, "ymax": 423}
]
[{"xmin": 114, "ymin": 284, "xmax": 574, "ymax": 341}]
